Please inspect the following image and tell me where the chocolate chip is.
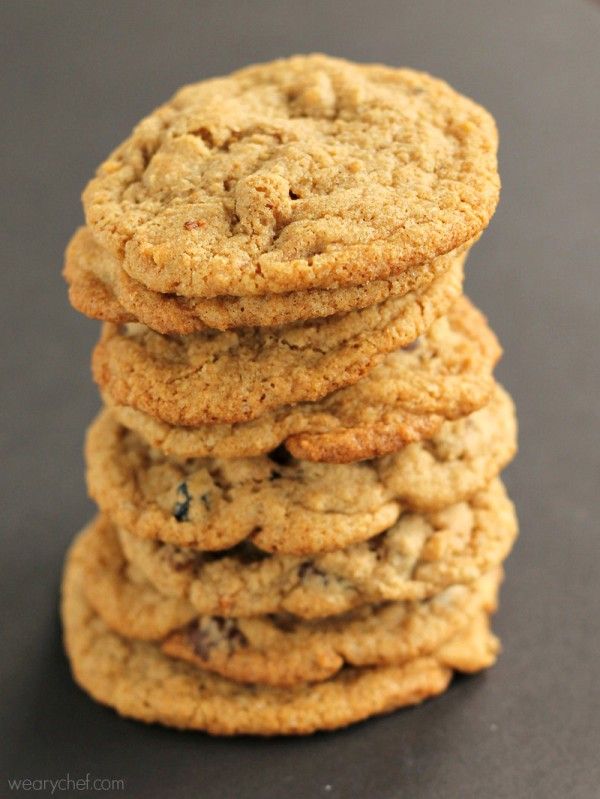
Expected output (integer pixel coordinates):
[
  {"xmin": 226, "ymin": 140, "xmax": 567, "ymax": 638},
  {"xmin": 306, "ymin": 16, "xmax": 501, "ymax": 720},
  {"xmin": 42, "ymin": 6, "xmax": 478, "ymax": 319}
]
[
  {"xmin": 200, "ymin": 492, "xmax": 212, "ymax": 510},
  {"xmin": 172, "ymin": 482, "xmax": 191, "ymax": 522}
]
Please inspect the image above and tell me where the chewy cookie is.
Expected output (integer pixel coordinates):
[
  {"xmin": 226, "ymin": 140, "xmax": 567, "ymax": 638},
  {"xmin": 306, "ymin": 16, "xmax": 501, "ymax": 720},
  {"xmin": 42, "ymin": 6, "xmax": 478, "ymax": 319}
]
[
  {"xmin": 65, "ymin": 227, "xmax": 475, "ymax": 333},
  {"xmin": 116, "ymin": 479, "xmax": 517, "ymax": 619},
  {"xmin": 82, "ymin": 55, "xmax": 499, "ymax": 298},
  {"xmin": 92, "ymin": 260, "xmax": 464, "ymax": 426},
  {"xmin": 62, "ymin": 54, "xmax": 515, "ymax": 735},
  {"xmin": 76, "ymin": 517, "xmax": 501, "ymax": 687},
  {"xmin": 62, "ymin": 535, "xmax": 500, "ymax": 735},
  {"xmin": 86, "ymin": 385, "xmax": 515, "ymax": 553},
  {"xmin": 103, "ymin": 296, "xmax": 501, "ymax": 462}
]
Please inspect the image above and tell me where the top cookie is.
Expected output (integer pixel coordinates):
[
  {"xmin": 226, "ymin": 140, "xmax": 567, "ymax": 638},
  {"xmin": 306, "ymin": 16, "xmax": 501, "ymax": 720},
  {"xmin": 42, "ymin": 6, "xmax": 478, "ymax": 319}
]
[{"xmin": 83, "ymin": 54, "xmax": 499, "ymax": 298}]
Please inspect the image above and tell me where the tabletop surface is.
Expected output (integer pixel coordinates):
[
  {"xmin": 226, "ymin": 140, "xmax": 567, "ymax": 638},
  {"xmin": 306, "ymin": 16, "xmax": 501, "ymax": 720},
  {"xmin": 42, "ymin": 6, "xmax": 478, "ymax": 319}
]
[{"xmin": 2, "ymin": 1, "xmax": 599, "ymax": 797}]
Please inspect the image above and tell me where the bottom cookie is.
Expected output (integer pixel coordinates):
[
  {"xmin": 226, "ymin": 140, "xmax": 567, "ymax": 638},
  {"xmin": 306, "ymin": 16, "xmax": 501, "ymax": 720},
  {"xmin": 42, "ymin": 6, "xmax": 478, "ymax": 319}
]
[{"xmin": 62, "ymin": 535, "xmax": 499, "ymax": 736}]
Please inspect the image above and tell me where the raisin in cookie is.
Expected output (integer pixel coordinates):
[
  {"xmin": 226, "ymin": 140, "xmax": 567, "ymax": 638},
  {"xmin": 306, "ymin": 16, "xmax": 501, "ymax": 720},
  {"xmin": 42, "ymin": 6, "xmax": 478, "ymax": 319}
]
[
  {"xmin": 116, "ymin": 479, "xmax": 517, "ymax": 619},
  {"xmin": 62, "ymin": 536, "xmax": 499, "ymax": 735},
  {"xmin": 163, "ymin": 588, "xmax": 498, "ymax": 688},
  {"xmin": 76, "ymin": 515, "xmax": 501, "ymax": 687},
  {"xmin": 83, "ymin": 54, "xmax": 499, "ymax": 298},
  {"xmin": 86, "ymin": 384, "xmax": 515, "ymax": 553},
  {"xmin": 65, "ymin": 226, "xmax": 476, "ymax": 333}
]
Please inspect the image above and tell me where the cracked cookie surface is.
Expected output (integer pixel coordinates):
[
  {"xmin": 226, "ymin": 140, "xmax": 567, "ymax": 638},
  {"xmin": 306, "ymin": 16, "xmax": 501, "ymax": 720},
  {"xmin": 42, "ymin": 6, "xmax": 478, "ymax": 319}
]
[
  {"xmin": 92, "ymin": 259, "xmax": 463, "ymax": 426},
  {"xmin": 77, "ymin": 516, "xmax": 501, "ymax": 687},
  {"xmin": 65, "ymin": 226, "xmax": 474, "ymax": 333},
  {"xmin": 104, "ymin": 296, "xmax": 501, "ymax": 462},
  {"xmin": 86, "ymin": 384, "xmax": 515, "ymax": 553},
  {"xmin": 116, "ymin": 479, "xmax": 517, "ymax": 619},
  {"xmin": 62, "ymin": 533, "xmax": 499, "ymax": 734},
  {"xmin": 82, "ymin": 54, "xmax": 499, "ymax": 298}
]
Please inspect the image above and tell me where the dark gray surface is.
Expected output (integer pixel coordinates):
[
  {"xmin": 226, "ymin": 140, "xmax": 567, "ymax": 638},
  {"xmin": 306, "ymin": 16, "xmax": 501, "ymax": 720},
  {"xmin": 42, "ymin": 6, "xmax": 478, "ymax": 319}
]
[{"xmin": 1, "ymin": 1, "xmax": 599, "ymax": 797}]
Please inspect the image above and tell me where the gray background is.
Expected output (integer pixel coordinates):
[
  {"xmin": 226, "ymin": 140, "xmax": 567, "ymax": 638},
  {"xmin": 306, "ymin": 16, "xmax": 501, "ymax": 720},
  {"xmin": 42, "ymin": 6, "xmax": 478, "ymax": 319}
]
[{"xmin": 1, "ymin": 1, "xmax": 599, "ymax": 797}]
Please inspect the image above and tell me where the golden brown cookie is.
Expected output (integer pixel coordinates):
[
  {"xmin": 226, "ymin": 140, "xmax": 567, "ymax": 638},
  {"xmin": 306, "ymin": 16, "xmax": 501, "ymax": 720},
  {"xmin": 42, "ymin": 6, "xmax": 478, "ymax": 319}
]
[
  {"xmin": 62, "ymin": 534, "xmax": 499, "ymax": 735},
  {"xmin": 376, "ymin": 384, "xmax": 517, "ymax": 512},
  {"xmin": 76, "ymin": 515, "xmax": 197, "ymax": 639},
  {"xmin": 76, "ymin": 514, "xmax": 501, "ymax": 687},
  {"xmin": 103, "ymin": 296, "xmax": 501, "ymax": 462},
  {"xmin": 116, "ymin": 479, "xmax": 517, "ymax": 619},
  {"xmin": 104, "ymin": 388, "xmax": 441, "ymax": 464},
  {"xmin": 64, "ymin": 227, "xmax": 475, "ymax": 333},
  {"xmin": 83, "ymin": 55, "xmax": 499, "ymax": 298},
  {"xmin": 92, "ymin": 260, "xmax": 464, "ymax": 426},
  {"xmin": 85, "ymin": 385, "xmax": 515, "ymax": 553},
  {"xmin": 162, "ymin": 595, "xmax": 499, "ymax": 688}
]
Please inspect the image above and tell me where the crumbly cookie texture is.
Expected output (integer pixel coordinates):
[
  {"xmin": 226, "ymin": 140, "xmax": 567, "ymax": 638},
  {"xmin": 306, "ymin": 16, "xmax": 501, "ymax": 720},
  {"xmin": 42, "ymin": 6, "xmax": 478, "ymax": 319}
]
[
  {"xmin": 102, "ymin": 296, "xmax": 501, "ymax": 461},
  {"xmin": 86, "ymin": 385, "xmax": 515, "ymax": 554},
  {"xmin": 92, "ymin": 260, "xmax": 464, "ymax": 426},
  {"xmin": 62, "ymin": 537, "xmax": 499, "ymax": 735},
  {"xmin": 76, "ymin": 516, "xmax": 501, "ymax": 687},
  {"xmin": 82, "ymin": 54, "xmax": 499, "ymax": 299},
  {"xmin": 64, "ymin": 227, "xmax": 476, "ymax": 333},
  {"xmin": 117, "ymin": 479, "xmax": 517, "ymax": 619}
]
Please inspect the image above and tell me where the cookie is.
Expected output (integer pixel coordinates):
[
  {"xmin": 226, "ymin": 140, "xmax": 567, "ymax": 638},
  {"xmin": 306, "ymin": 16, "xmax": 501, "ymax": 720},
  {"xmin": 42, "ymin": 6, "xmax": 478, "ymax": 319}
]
[
  {"xmin": 104, "ymin": 387, "xmax": 441, "ymax": 465},
  {"xmin": 92, "ymin": 260, "xmax": 464, "ymax": 427},
  {"xmin": 117, "ymin": 479, "xmax": 517, "ymax": 619},
  {"xmin": 82, "ymin": 54, "xmax": 499, "ymax": 298},
  {"xmin": 78, "ymin": 517, "xmax": 197, "ymax": 638},
  {"xmin": 86, "ymin": 412, "xmax": 398, "ymax": 554},
  {"xmin": 65, "ymin": 227, "xmax": 476, "ymax": 333},
  {"xmin": 62, "ymin": 537, "xmax": 499, "ymax": 735},
  {"xmin": 86, "ymin": 385, "xmax": 515, "ymax": 553},
  {"xmin": 103, "ymin": 296, "xmax": 501, "ymax": 462},
  {"xmin": 163, "ymin": 593, "xmax": 499, "ymax": 688},
  {"xmin": 76, "ymin": 515, "xmax": 500, "ymax": 686},
  {"xmin": 377, "ymin": 384, "xmax": 517, "ymax": 512}
]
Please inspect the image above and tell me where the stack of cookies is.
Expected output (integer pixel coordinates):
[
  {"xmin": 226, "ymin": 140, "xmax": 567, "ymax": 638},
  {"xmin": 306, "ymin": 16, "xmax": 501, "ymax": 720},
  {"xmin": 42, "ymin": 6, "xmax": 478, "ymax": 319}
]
[{"xmin": 62, "ymin": 55, "xmax": 518, "ymax": 736}]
